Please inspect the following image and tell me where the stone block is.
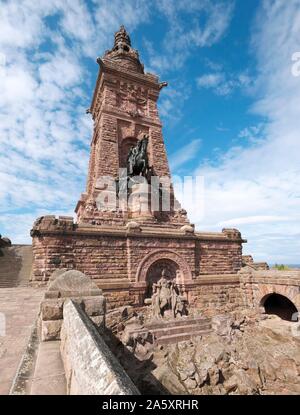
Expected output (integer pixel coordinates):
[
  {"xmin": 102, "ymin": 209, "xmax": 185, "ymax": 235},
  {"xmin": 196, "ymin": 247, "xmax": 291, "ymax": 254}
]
[
  {"xmin": 49, "ymin": 268, "xmax": 68, "ymax": 281},
  {"xmin": 90, "ymin": 315, "xmax": 105, "ymax": 330},
  {"xmin": 41, "ymin": 320, "xmax": 62, "ymax": 341},
  {"xmin": 82, "ymin": 296, "xmax": 106, "ymax": 316},
  {"xmin": 41, "ymin": 299, "xmax": 64, "ymax": 321},
  {"xmin": 45, "ymin": 290, "xmax": 60, "ymax": 299},
  {"xmin": 48, "ymin": 270, "xmax": 102, "ymax": 298}
]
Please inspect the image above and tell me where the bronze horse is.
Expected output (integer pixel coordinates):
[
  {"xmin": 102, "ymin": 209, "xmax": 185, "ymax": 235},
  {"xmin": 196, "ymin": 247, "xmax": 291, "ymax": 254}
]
[
  {"xmin": 116, "ymin": 135, "xmax": 151, "ymax": 196},
  {"xmin": 127, "ymin": 135, "xmax": 149, "ymax": 178}
]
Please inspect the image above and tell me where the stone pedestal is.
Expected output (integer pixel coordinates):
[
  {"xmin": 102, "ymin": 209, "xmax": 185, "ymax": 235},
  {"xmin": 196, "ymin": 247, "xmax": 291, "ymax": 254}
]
[{"xmin": 128, "ymin": 183, "xmax": 153, "ymax": 220}]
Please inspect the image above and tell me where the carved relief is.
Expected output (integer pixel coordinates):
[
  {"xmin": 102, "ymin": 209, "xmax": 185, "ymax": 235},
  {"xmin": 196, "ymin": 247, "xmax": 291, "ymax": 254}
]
[
  {"xmin": 117, "ymin": 82, "xmax": 148, "ymax": 117},
  {"xmin": 136, "ymin": 250, "xmax": 192, "ymax": 283}
]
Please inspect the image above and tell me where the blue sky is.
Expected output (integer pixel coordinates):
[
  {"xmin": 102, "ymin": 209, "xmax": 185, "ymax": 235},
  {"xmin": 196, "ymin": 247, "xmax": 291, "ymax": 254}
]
[{"xmin": 0, "ymin": 0, "xmax": 300, "ymax": 264}]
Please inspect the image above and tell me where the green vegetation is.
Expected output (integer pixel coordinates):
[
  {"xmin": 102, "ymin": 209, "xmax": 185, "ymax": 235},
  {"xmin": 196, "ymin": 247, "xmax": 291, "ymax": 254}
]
[{"xmin": 273, "ymin": 264, "xmax": 290, "ymax": 270}]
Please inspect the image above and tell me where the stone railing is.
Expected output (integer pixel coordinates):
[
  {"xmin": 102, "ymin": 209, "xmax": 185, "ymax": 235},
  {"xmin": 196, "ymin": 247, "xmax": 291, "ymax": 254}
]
[{"xmin": 60, "ymin": 300, "xmax": 139, "ymax": 395}]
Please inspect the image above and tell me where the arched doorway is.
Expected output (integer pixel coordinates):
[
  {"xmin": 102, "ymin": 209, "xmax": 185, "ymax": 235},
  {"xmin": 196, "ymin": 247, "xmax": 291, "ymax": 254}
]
[
  {"xmin": 145, "ymin": 258, "xmax": 179, "ymax": 299},
  {"xmin": 261, "ymin": 293, "xmax": 298, "ymax": 321}
]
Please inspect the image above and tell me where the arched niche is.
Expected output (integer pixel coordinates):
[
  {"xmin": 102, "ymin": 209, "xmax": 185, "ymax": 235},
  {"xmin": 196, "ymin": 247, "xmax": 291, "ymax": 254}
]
[
  {"xmin": 135, "ymin": 249, "xmax": 192, "ymax": 298},
  {"xmin": 119, "ymin": 137, "xmax": 138, "ymax": 168},
  {"xmin": 145, "ymin": 258, "xmax": 179, "ymax": 298}
]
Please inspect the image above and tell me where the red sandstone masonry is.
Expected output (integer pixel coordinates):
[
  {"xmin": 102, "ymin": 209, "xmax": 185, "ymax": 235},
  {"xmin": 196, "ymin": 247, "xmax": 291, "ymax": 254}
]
[
  {"xmin": 31, "ymin": 215, "xmax": 245, "ymax": 310},
  {"xmin": 31, "ymin": 27, "xmax": 247, "ymax": 311}
]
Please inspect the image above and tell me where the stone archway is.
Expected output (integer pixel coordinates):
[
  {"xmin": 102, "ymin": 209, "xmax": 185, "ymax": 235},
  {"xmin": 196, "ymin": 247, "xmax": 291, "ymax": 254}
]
[
  {"xmin": 145, "ymin": 258, "xmax": 179, "ymax": 298},
  {"xmin": 260, "ymin": 293, "xmax": 298, "ymax": 321},
  {"xmin": 135, "ymin": 249, "xmax": 192, "ymax": 299}
]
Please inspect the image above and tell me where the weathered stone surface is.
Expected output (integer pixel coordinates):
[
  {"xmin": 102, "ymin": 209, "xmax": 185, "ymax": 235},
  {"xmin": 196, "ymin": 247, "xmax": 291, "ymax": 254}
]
[
  {"xmin": 147, "ymin": 311, "xmax": 300, "ymax": 395},
  {"xmin": 90, "ymin": 315, "xmax": 105, "ymax": 329},
  {"xmin": 49, "ymin": 268, "xmax": 68, "ymax": 281},
  {"xmin": 42, "ymin": 320, "xmax": 62, "ymax": 341},
  {"xmin": 82, "ymin": 296, "xmax": 106, "ymax": 316},
  {"xmin": 29, "ymin": 27, "xmax": 248, "ymax": 313},
  {"xmin": 39, "ymin": 270, "xmax": 106, "ymax": 341},
  {"xmin": 60, "ymin": 300, "xmax": 139, "ymax": 395},
  {"xmin": 48, "ymin": 270, "xmax": 102, "ymax": 298},
  {"xmin": 212, "ymin": 314, "xmax": 233, "ymax": 337},
  {"xmin": 41, "ymin": 299, "xmax": 64, "ymax": 321}
]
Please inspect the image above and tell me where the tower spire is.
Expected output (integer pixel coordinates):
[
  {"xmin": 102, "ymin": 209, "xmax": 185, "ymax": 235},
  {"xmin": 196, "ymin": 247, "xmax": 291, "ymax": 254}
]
[
  {"xmin": 113, "ymin": 25, "xmax": 131, "ymax": 50},
  {"xmin": 101, "ymin": 25, "xmax": 144, "ymax": 73}
]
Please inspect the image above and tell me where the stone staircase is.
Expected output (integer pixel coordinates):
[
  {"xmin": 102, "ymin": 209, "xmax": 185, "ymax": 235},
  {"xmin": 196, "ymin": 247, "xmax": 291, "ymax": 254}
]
[
  {"xmin": 0, "ymin": 245, "xmax": 33, "ymax": 288},
  {"xmin": 133, "ymin": 316, "xmax": 213, "ymax": 345}
]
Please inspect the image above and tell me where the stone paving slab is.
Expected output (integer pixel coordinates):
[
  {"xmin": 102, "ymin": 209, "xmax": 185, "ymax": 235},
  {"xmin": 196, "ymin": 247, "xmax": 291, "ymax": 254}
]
[
  {"xmin": 0, "ymin": 287, "xmax": 44, "ymax": 395},
  {"xmin": 30, "ymin": 341, "xmax": 66, "ymax": 395}
]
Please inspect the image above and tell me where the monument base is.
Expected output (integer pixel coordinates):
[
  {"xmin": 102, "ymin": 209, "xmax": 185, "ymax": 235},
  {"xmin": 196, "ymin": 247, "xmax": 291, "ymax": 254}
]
[{"xmin": 31, "ymin": 216, "xmax": 245, "ymax": 312}]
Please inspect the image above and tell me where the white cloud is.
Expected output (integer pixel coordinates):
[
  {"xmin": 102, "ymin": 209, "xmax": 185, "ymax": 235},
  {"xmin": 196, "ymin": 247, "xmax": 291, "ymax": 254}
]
[
  {"xmin": 196, "ymin": 71, "xmax": 253, "ymax": 96},
  {"xmin": 0, "ymin": 0, "xmax": 153, "ymax": 243},
  {"xmin": 143, "ymin": 1, "xmax": 234, "ymax": 123},
  {"xmin": 197, "ymin": 73, "xmax": 224, "ymax": 88},
  {"xmin": 158, "ymin": 80, "xmax": 191, "ymax": 124},
  {"xmin": 169, "ymin": 139, "xmax": 202, "ymax": 171},
  {"xmin": 185, "ymin": 0, "xmax": 300, "ymax": 263},
  {"xmin": 145, "ymin": 1, "xmax": 234, "ymax": 74}
]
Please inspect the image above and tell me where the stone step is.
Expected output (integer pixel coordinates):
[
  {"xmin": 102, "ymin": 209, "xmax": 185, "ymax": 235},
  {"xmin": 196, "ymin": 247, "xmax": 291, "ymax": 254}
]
[
  {"xmin": 152, "ymin": 322, "xmax": 212, "ymax": 339},
  {"xmin": 146, "ymin": 316, "xmax": 211, "ymax": 330},
  {"xmin": 132, "ymin": 319, "xmax": 211, "ymax": 337},
  {"xmin": 0, "ymin": 282, "xmax": 19, "ymax": 288},
  {"xmin": 0, "ymin": 245, "xmax": 32, "ymax": 288},
  {"xmin": 129, "ymin": 317, "xmax": 212, "ymax": 343},
  {"xmin": 157, "ymin": 329, "xmax": 213, "ymax": 345}
]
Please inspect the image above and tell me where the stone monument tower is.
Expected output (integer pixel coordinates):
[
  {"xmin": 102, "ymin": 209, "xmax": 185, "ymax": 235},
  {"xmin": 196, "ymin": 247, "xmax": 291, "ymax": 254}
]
[
  {"xmin": 75, "ymin": 26, "xmax": 189, "ymax": 227},
  {"xmin": 31, "ymin": 27, "xmax": 246, "ymax": 311}
]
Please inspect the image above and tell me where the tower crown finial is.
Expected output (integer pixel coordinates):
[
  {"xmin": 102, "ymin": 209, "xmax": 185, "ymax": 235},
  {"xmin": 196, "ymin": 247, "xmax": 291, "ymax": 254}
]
[
  {"xmin": 114, "ymin": 25, "xmax": 131, "ymax": 49},
  {"xmin": 101, "ymin": 25, "xmax": 144, "ymax": 73}
]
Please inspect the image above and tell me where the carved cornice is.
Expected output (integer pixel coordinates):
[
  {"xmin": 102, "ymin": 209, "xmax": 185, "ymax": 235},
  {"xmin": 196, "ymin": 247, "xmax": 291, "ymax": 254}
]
[{"xmin": 90, "ymin": 58, "xmax": 161, "ymax": 117}]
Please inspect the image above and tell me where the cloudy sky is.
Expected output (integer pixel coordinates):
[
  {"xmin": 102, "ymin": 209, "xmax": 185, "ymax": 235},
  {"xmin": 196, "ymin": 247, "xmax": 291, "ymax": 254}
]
[{"xmin": 0, "ymin": 0, "xmax": 300, "ymax": 264}]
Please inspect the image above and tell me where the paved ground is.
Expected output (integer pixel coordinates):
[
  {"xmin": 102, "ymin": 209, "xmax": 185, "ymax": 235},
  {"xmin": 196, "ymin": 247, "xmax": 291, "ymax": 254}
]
[
  {"xmin": 30, "ymin": 341, "xmax": 66, "ymax": 395},
  {"xmin": 0, "ymin": 287, "xmax": 44, "ymax": 394}
]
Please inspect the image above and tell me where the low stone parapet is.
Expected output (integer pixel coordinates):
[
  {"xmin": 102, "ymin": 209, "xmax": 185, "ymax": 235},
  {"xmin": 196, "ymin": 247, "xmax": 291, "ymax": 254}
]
[
  {"xmin": 39, "ymin": 270, "xmax": 106, "ymax": 341},
  {"xmin": 60, "ymin": 300, "xmax": 139, "ymax": 395}
]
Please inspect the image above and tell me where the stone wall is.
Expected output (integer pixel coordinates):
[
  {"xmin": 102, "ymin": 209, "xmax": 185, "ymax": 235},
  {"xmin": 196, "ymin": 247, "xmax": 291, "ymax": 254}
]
[
  {"xmin": 30, "ymin": 216, "xmax": 246, "ymax": 311},
  {"xmin": 187, "ymin": 275, "xmax": 242, "ymax": 316},
  {"xmin": 31, "ymin": 218, "xmax": 245, "ymax": 309},
  {"xmin": 196, "ymin": 229, "xmax": 244, "ymax": 275},
  {"xmin": 239, "ymin": 268, "xmax": 300, "ymax": 311},
  {"xmin": 60, "ymin": 300, "xmax": 139, "ymax": 395},
  {"xmin": 39, "ymin": 270, "xmax": 106, "ymax": 341},
  {"xmin": 242, "ymin": 255, "xmax": 269, "ymax": 270}
]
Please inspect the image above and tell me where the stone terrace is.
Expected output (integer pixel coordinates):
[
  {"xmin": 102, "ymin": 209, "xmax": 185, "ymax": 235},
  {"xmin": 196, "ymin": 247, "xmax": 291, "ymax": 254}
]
[{"xmin": 0, "ymin": 287, "xmax": 44, "ymax": 394}]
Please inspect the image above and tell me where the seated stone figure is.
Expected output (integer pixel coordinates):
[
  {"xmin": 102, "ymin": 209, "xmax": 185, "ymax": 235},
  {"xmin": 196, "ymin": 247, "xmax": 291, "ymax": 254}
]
[
  {"xmin": 151, "ymin": 269, "xmax": 187, "ymax": 319},
  {"xmin": 157, "ymin": 270, "xmax": 172, "ymax": 312}
]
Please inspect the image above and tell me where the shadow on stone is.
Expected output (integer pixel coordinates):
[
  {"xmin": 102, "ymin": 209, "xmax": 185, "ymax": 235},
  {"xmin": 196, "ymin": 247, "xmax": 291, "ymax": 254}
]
[{"xmin": 102, "ymin": 328, "xmax": 170, "ymax": 395}]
